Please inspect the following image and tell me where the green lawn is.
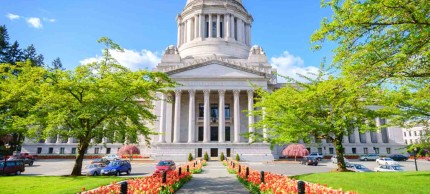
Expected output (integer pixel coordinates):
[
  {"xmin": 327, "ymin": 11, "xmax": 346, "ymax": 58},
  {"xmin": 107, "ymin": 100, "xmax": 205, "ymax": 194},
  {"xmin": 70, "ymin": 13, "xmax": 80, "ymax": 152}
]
[
  {"xmin": 0, "ymin": 176, "xmax": 128, "ymax": 194},
  {"xmin": 292, "ymin": 171, "xmax": 430, "ymax": 194}
]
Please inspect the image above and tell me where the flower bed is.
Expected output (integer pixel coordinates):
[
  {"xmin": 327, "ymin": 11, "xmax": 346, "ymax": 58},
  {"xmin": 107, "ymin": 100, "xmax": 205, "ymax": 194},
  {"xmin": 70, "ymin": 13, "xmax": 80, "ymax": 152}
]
[
  {"xmin": 36, "ymin": 154, "xmax": 102, "ymax": 159},
  {"xmin": 225, "ymin": 160, "xmax": 356, "ymax": 194},
  {"xmin": 82, "ymin": 160, "xmax": 203, "ymax": 194}
]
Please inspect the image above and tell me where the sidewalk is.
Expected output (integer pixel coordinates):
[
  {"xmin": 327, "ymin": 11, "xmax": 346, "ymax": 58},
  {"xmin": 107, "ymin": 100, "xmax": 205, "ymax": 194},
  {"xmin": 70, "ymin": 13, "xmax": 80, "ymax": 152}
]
[{"xmin": 176, "ymin": 161, "xmax": 248, "ymax": 194}]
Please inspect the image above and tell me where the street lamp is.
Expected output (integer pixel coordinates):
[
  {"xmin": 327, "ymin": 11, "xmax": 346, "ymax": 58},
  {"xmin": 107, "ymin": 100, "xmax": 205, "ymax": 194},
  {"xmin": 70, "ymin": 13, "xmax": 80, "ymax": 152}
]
[{"xmin": 413, "ymin": 147, "xmax": 418, "ymax": 171}]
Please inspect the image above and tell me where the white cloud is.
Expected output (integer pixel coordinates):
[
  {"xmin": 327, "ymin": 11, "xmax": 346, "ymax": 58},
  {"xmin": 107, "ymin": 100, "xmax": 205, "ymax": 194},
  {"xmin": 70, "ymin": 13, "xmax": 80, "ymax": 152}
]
[
  {"xmin": 80, "ymin": 49, "xmax": 161, "ymax": 71},
  {"xmin": 6, "ymin": 13, "xmax": 20, "ymax": 20},
  {"xmin": 26, "ymin": 17, "xmax": 43, "ymax": 28},
  {"xmin": 270, "ymin": 51, "xmax": 320, "ymax": 82}
]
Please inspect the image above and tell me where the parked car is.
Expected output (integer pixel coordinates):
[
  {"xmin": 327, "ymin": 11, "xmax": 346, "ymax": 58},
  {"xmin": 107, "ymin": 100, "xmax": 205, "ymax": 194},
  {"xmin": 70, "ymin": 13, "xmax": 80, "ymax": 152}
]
[
  {"xmin": 155, "ymin": 160, "xmax": 176, "ymax": 174},
  {"xmin": 102, "ymin": 154, "xmax": 120, "ymax": 161},
  {"xmin": 389, "ymin": 154, "xmax": 408, "ymax": 161},
  {"xmin": 18, "ymin": 153, "xmax": 37, "ymax": 160},
  {"xmin": 82, "ymin": 163, "xmax": 105, "ymax": 176},
  {"xmin": 347, "ymin": 163, "xmax": 372, "ymax": 172},
  {"xmin": 308, "ymin": 152, "xmax": 324, "ymax": 161},
  {"xmin": 300, "ymin": 157, "xmax": 319, "ymax": 166},
  {"xmin": 376, "ymin": 158, "xmax": 399, "ymax": 165},
  {"xmin": 0, "ymin": 160, "xmax": 25, "ymax": 175},
  {"xmin": 91, "ymin": 158, "xmax": 110, "ymax": 165},
  {"xmin": 101, "ymin": 160, "xmax": 131, "ymax": 176},
  {"xmin": 331, "ymin": 155, "xmax": 349, "ymax": 164},
  {"xmin": 8, "ymin": 155, "xmax": 35, "ymax": 166},
  {"xmin": 359, "ymin": 154, "xmax": 379, "ymax": 161},
  {"xmin": 426, "ymin": 157, "xmax": 430, "ymax": 161},
  {"xmin": 374, "ymin": 165, "xmax": 403, "ymax": 172}
]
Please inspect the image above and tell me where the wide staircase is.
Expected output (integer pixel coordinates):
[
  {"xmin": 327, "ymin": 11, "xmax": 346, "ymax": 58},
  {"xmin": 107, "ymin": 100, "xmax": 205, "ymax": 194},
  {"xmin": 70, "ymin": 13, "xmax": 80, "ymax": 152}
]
[{"xmin": 176, "ymin": 161, "xmax": 248, "ymax": 194}]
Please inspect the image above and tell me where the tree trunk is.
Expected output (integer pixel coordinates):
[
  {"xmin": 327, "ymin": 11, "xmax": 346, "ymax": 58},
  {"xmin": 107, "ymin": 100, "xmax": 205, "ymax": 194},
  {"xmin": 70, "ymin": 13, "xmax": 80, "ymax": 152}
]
[
  {"xmin": 333, "ymin": 137, "xmax": 348, "ymax": 172},
  {"xmin": 71, "ymin": 140, "xmax": 89, "ymax": 176}
]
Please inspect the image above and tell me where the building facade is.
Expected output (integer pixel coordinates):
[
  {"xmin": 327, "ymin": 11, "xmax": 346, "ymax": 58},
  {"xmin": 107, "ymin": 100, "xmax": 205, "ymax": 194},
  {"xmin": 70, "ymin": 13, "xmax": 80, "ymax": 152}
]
[{"xmin": 21, "ymin": 0, "xmax": 407, "ymax": 160}]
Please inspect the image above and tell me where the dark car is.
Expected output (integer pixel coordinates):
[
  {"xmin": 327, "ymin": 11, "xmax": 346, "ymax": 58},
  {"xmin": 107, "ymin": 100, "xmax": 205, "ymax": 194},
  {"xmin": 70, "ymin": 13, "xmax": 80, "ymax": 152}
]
[
  {"xmin": 301, "ymin": 157, "xmax": 318, "ymax": 166},
  {"xmin": 389, "ymin": 154, "xmax": 408, "ymax": 161},
  {"xmin": 8, "ymin": 155, "xmax": 35, "ymax": 166},
  {"xmin": 91, "ymin": 158, "xmax": 110, "ymax": 165},
  {"xmin": 155, "ymin": 160, "xmax": 176, "ymax": 174},
  {"xmin": 0, "ymin": 160, "xmax": 25, "ymax": 175},
  {"xmin": 101, "ymin": 160, "xmax": 131, "ymax": 176}
]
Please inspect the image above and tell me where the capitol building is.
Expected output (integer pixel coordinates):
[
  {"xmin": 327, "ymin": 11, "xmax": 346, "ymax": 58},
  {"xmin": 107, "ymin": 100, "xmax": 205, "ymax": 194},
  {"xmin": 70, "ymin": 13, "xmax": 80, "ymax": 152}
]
[{"xmin": 22, "ymin": 0, "xmax": 406, "ymax": 161}]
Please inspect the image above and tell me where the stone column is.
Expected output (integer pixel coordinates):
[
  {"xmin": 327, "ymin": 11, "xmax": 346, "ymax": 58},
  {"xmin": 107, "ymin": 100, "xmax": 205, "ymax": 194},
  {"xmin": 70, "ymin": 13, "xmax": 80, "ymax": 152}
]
[
  {"xmin": 187, "ymin": 19, "xmax": 193, "ymax": 42},
  {"xmin": 233, "ymin": 90, "xmax": 240, "ymax": 143},
  {"xmin": 248, "ymin": 90, "xmax": 255, "ymax": 143},
  {"xmin": 159, "ymin": 93, "xmax": 167, "ymax": 143},
  {"xmin": 225, "ymin": 14, "xmax": 231, "ymax": 40},
  {"xmin": 208, "ymin": 15, "xmax": 213, "ymax": 38},
  {"xmin": 67, "ymin": 137, "xmax": 73, "ymax": 144},
  {"xmin": 365, "ymin": 131, "xmax": 372, "ymax": 143},
  {"xmin": 263, "ymin": 107, "xmax": 268, "ymax": 142},
  {"xmin": 248, "ymin": 24, "xmax": 252, "ymax": 45},
  {"xmin": 194, "ymin": 15, "xmax": 200, "ymax": 39},
  {"xmin": 216, "ymin": 14, "xmax": 221, "ymax": 38},
  {"xmin": 177, "ymin": 22, "xmax": 181, "ymax": 47},
  {"xmin": 188, "ymin": 90, "xmax": 196, "ymax": 143},
  {"xmin": 219, "ymin": 90, "xmax": 226, "ymax": 143},
  {"xmin": 173, "ymin": 90, "xmax": 182, "ymax": 143},
  {"xmin": 376, "ymin": 118, "xmax": 384, "ymax": 143},
  {"xmin": 354, "ymin": 128, "xmax": 361, "ymax": 144},
  {"xmin": 183, "ymin": 22, "xmax": 187, "ymax": 44},
  {"xmin": 203, "ymin": 90, "xmax": 210, "ymax": 143},
  {"xmin": 56, "ymin": 134, "xmax": 61, "ymax": 143},
  {"xmin": 230, "ymin": 15, "xmax": 235, "ymax": 40},
  {"xmin": 200, "ymin": 14, "xmax": 205, "ymax": 38},
  {"xmin": 237, "ymin": 19, "xmax": 242, "ymax": 43}
]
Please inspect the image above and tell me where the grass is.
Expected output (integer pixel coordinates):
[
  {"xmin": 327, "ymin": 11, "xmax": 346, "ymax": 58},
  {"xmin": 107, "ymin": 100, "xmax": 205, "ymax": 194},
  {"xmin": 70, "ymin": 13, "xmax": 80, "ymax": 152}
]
[
  {"xmin": 292, "ymin": 171, "xmax": 430, "ymax": 194},
  {"xmin": 0, "ymin": 176, "xmax": 128, "ymax": 194}
]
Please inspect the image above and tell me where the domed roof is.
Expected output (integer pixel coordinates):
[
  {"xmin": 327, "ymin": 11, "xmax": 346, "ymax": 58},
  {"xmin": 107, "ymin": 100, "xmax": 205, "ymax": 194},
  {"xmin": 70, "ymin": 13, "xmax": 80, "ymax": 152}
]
[{"xmin": 186, "ymin": 0, "xmax": 242, "ymax": 5}]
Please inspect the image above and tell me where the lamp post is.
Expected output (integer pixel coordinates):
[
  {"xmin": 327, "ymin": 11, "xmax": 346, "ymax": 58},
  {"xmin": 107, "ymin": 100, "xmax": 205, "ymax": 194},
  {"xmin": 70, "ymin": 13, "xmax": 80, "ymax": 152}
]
[{"xmin": 413, "ymin": 147, "xmax": 418, "ymax": 171}]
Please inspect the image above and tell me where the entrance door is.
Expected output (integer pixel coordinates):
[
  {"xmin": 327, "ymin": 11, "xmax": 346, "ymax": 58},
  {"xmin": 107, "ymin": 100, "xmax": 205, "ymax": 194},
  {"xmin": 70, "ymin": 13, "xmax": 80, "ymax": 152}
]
[
  {"xmin": 198, "ymin": 127, "xmax": 203, "ymax": 142},
  {"xmin": 225, "ymin": 127, "xmax": 231, "ymax": 141},
  {"xmin": 197, "ymin": 148, "xmax": 202, "ymax": 158},
  {"xmin": 210, "ymin": 148, "xmax": 218, "ymax": 157},
  {"xmin": 210, "ymin": 127, "xmax": 218, "ymax": 141}
]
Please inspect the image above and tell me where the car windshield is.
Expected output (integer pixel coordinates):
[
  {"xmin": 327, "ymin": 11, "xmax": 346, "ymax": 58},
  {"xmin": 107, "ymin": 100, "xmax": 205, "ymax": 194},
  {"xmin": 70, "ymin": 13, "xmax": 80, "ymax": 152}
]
[
  {"xmin": 355, "ymin": 165, "xmax": 364, "ymax": 169},
  {"xmin": 157, "ymin": 161, "xmax": 171, "ymax": 166},
  {"xmin": 385, "ymin": 158, "xmax": 393, "ymax": 161},
  {"xmin": 109, "ymin": 161, "xmax": 121, "ymax": 167},
  {"xmin": 85, "ymin": 164, "xmax": 97, "ymax": 169}
]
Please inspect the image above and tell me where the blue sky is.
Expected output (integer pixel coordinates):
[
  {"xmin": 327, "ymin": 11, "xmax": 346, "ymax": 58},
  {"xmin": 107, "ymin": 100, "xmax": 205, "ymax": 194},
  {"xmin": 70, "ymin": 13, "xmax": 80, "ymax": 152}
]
[{"xmin": 1, "ymin": 0, "xmax": 335, "ymax": 81}]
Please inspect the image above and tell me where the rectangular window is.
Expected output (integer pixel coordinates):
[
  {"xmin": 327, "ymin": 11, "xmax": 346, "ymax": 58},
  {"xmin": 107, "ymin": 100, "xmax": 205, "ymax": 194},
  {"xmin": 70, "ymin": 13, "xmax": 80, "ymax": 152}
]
[
  {"xmin": 386, "ymin": 148, "xmax": 391, "ymax": 154},
  {"xmin": 414, "ymin": 131, "xmax": 417, "ymax": 136},
  {"xmin": 234, "ymin": 19, "xmax": 238, "ymax": 40},
  {"xmin": 60, "ymin": 147, "xmax": 65, "ymax": 154},
  {"xmin": 48, "ymin": 147, "xmax": 54, "ymax": 154},
  {"xmin": 409, "ymin": 139, "xmax": 413, "ymax": 144},
  {"xmin": 404, "ymin": 132, "xmax": 406, "ymax": 137},
  {"xmin": 374, "ymin": 147, "xmax": 380, "ymax": 154},
  {"xmin": 371, "ymin": 132, "xmax": 378, "ymax": 143},
  {"xmin": 37, "ymin": 147, "xmax": 42, "ymax": 154},
  {"xmin": 197, "ymin": 148, "xmax": 202, "ymax": 158},
  {"xmin": 198, "ymin": 127, "xmax": 204, "ymax": 142},
  {"xmin": 381, "ymin": 128, "xmax": 389, "ymax": 143},
  {"xmin": 210, "ymin": 148, "xmax": 218, "ymax": 157},
  {"xmin": 205, "ymin": 22, "xmax": 209, "ymax": 38},
  {"xmin": 225, "ymin": 104, "xmax": 231, "ymax": 119},
  {"xmin": 211, "ymin": 104, "xmax": 219, "ymax": 120},
  {"xmin": 409, "ymin": 131, "xmax": 411, "ymax": 136},
  {"xmin": 106, "ymin": 148, "xmax": 111, "ymax": 154},
  {"xmin": 352, "ymin": 148, "xmax": 357, "ymax": 154},
  {"xmin": 226, "ymin": 148, "xmax": 231, "ymax": 157},
  {"xmin": 348, "ymin": 134, "xmax": 355, "ymax": 143},
  {"xmin": 405, "ymin": 140, "xmax": 408, "ymax": 145},
  {"xmin": 71, "ymin": 148, "xmax": 77, "ymax": 154},
  {"xmin": 420, "ymin": 130, "xmax": 423, "ymax": 136},
  {"xmin": 210, "ymin": 127, "xmax": 219, "ymax": 141},
  {"xmin": 94, "ymin": 148, "xmax": 100, "ymax": 154},
  {"xmin": 220, "ymin": 21, "xmax": 224, "ymax": 38},
  {"xmin": 199, "ymin": 104, "xmax": 204, "ymax": 118},
  {"xmin": 212, "ymin": 21, "xmax": 217, "ymax": 38},
  {"xmin": 359, "ymin": 132, "xmax": 366, "ymax": 143},
  {"xmin": 364, "ymin": 147, "xmax": 368, "ymax": 154},
  {"xmin": 329, "ymin": 148, "xmax": 334, "ymax": 154},
  {"xmin": 225, "ymin": 127, "xmax": 231, "ymax": 141}
]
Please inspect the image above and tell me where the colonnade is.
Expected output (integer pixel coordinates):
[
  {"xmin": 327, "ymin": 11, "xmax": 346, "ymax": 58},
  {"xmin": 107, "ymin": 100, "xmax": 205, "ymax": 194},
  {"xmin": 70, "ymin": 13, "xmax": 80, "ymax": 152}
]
[
  {"xmin": 158, "ymin": 89, "xmax": 256, "ymax": 143},
  {"xmin": 178, "ymin": 13, "xmax": 251, "ymax": 46}
]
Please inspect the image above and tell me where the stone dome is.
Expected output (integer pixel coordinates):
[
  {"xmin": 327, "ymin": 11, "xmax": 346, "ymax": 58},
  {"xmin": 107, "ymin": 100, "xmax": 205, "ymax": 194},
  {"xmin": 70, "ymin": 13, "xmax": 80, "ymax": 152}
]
[{"xmin": 186, "ymin": 0, "xmax": 242, "ymax": 5}]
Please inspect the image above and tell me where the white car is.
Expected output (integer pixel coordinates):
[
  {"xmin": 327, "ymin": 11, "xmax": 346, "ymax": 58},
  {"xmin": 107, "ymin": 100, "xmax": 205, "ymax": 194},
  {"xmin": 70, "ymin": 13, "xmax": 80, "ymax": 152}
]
[
  {"xmin": 102, "ymin": 154, "xmax": 120, "ymax": 161},
  {"xmin": 347, "ymin": 163, "xmax": 371, "ymax": 172},
  {"xmin": 331, "ymin": 155, "xmax": 349, "ymax": 163},
  {"xmin": 374, "ymin": 165, "xmax": 403, "ymax": 172},
  {"xmin": 376, "ymin": 158, "xmax": 399, "ymax": 165}
]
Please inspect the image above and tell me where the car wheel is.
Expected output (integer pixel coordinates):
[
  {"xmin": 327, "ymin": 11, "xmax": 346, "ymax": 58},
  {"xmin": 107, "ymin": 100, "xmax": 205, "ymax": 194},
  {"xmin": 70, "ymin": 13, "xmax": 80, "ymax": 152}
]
[
  {"xmin": 314, "ymin": 163, "xmax": 318, "ymax": 166},
  {"xmin": 364, "ymin": 158, "xmax": 368, "ymax": 161},
  {"xmin": 15, "ymin": 171, "xmax": 21, "ymax": 175},
  {"xmin": 29, "ymin": 162, "xmax": 33, "ymax": 166},
  {"xmin": 116, "ymin": 171, "xmax": 121, "ymax": 176},
  {"xmin": 93, "ymin": 171, "xmax": 99, "ymax": 176},
  {"xmin": 127, "ymin": 169, "xmax": 131, "ymax": 175}
]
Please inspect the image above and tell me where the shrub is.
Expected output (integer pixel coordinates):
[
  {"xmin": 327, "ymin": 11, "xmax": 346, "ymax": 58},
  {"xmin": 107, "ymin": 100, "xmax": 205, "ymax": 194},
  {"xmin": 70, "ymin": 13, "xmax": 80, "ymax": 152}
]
[
  {"xmin": 203, "ymin": 152, "xmax": 209, "ymax": 161},
  {"xmin": 118, "ymin": 145, "xmax": 140, "ymax": 156},
  {"xmin": 236, "ymin": 154, "xmax": 240, "ymax": 162},
  {"xmin": 220, "ymin": 152, "xmax": 225, "ymax": 161},
  {"xmin": 188, "ymin": 153, "xmax": 193, "ymax": 162}
]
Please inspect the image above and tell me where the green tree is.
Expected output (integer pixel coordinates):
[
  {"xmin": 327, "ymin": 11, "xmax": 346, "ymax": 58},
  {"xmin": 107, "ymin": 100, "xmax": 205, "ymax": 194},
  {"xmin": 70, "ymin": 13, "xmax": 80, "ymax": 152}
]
[
  {"xmin": 252, "ymin": 73, "xmax": 380, "ymax": 171},
  {"xmin": 220, "ymin": 152, "xmax": 225, "ymax": 161},
  {"xmin": 203, "ymin": 152, "xmax": 209, "ymax": 161},
  {"xmin": 22, "ymin": 44, "xmax": 44, "ymax": 67},
  {"xmin": 311, "ymin": 0, "xmax": 430, "ymax": 147},
  {"xmin": 51, "ymin": 57, "xmax": 64, "ymax": 70},
  {"xmin": 188, "ymin": 153, "xmax": 193, "ymax": 162},
  {"xmin": 3, "ymin": 37, "xmax": 175, "ymax": 176}
]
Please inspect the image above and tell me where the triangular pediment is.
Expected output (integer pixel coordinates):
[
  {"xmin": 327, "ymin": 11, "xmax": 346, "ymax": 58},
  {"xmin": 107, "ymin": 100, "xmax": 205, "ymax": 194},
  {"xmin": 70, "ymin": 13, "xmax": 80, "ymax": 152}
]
[{"xmin": 170, "ymin": 63, "xmax": 265, "ymax": 79}]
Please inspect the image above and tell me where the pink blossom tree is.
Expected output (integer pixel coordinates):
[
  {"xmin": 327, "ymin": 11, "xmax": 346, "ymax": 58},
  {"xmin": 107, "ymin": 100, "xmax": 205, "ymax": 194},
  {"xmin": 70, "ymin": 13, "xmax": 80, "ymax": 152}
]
[
  {"xmin": 282, "ymin": 144, "xmax": 309, "ymax": 161},
  {"xmin": 118, "ymin": 145, "xmax": 140, "ymax": 160}
]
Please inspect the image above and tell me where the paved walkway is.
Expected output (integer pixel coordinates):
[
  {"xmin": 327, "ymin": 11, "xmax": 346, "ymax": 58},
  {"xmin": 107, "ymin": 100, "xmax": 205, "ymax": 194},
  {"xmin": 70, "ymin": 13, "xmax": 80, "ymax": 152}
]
[{"xmin": 176, "ymin": 161, "xmax": 248, "ymax": 194}]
